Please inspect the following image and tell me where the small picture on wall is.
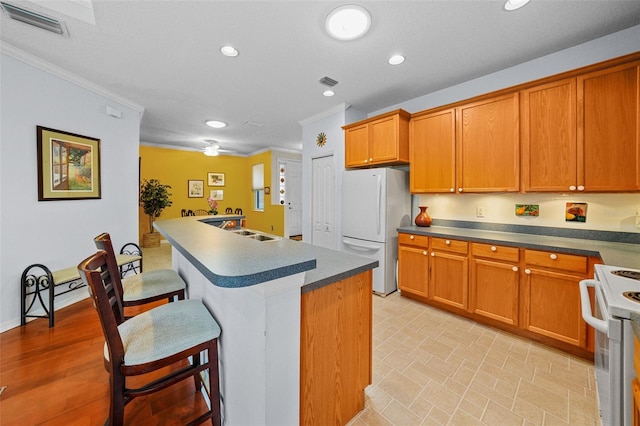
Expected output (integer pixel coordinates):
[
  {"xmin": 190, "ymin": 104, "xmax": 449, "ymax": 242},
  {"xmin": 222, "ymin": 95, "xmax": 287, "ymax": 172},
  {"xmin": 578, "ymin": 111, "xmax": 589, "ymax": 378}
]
[
  {"xmin": 210, "ymin": 189, "xmax": 223, "ymax": 200},
  {"xmin": 515, "ymin": 204, "xmax": 539, "ymax": 216},
  {"xmin": 566, "ymin": 202, "xmax": 588, "ymax": 222},
  {"xmin": 208, "ymin": 172, "xmax": 225, "ymax": 186},
  {"xmin": 188, "ymin": 180, "xmax": 204, "ymax": 198}
]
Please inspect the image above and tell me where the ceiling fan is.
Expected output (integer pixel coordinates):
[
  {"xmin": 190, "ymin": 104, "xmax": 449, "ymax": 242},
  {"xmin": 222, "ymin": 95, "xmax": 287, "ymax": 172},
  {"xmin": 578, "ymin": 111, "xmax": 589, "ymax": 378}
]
[{"xmin": 201, "ymin": 140, "xmax": 236, "ymax": 156}]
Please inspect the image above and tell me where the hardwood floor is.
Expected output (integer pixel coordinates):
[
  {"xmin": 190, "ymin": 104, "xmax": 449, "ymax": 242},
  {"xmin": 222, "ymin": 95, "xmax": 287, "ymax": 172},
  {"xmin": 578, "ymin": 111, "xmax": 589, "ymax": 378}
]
[{"xmin": 0, "ymin": 298, "xmax": 211, "ymax": 425}]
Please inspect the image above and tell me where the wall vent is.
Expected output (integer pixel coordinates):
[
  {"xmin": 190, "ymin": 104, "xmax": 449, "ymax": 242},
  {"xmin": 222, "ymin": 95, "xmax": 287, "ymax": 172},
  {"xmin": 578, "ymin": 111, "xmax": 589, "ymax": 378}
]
[
  {"xmin": 319, "ymin": 76, "xmax": 339, "ymax": 87},
  {"xmin": 1, "ymin": 2, "xmax": 67, "ymax": 35}
]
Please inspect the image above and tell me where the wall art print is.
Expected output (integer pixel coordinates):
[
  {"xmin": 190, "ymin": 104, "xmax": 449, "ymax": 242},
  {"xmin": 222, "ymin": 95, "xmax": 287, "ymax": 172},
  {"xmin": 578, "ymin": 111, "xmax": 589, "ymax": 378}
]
[{"xmin": 37, "ymin": 126, "xmax": 101, "ymax": 201}]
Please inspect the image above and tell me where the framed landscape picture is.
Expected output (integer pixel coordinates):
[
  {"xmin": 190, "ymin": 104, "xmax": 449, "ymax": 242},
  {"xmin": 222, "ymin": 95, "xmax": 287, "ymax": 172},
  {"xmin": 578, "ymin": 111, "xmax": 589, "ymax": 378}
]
[
  {"xmin": 208, "ymin": 172, "xmax": 225, "ymax": 186},
  {"xmin": 37, "ymin": 126, "xmax": 101, "ymax": 201},
  {"xmin": 188, "ymin": 180, "xmax": 204, "ymax": 198}
]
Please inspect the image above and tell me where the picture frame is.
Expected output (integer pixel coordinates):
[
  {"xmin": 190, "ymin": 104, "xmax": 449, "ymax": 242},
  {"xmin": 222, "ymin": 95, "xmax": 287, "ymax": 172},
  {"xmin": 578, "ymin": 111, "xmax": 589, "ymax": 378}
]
[
  {"xmin": 188, "ymin": 180, "xmax": 204, "ymax": 198},
  {"xmin": 210, "ymin": 189, "xmax": 224, "ymax": 200},
  {"xmin": 37, "ymin": 126, "xmax": 101, "ymax": 201},
  {"xmin": 208, "ymin": 172, "xmax": 225, "ymax": 186}
]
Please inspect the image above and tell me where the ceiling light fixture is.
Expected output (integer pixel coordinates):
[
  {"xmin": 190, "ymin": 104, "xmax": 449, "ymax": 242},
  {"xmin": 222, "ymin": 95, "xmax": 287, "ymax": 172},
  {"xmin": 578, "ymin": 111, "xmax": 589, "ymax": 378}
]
[
  {"xmin": 323, "ymin": 90, "xmax": 335, "ymax": 97},
  {"xmin": 504, "ymin": 0, "xmax": 530, "ymax": 11},
  {"xmin": 220, "ymin": 45, "xmax": 239, "ymax": 57},
  {"xmin": 388, "ymin": 55, "xmax": 405, "ymax": 65},
  {"xmin": 203, "ymin": 140, "xmax": 221, "ymax": 156},
  {"xmin": 325, "ymin": 5, "xmax": 371, "ymax": 41},
  {"xmin": 205, "ymin": 120, "xmax": 227, "ymax": 128}
]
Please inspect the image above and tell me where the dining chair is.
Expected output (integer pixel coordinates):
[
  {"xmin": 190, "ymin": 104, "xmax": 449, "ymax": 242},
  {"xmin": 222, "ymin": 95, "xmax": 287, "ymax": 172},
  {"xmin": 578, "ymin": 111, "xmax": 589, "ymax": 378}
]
[
  {"xmin": 193, "ymin": 209, "xmax": 210, "ymax": 216},
  {"xmin": 94, "ymin": 233, "xmax": 186, "ymax": 314},
  {"xmin": 78, "ymin": 250, "xmax": 221, "ymax": 425}
]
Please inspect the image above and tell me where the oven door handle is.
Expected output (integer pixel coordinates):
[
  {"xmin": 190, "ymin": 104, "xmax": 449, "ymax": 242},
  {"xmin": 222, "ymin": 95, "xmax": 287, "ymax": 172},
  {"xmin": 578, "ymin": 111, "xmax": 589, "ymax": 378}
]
[{"xmin": 579, "ymin": 279, "xmax": 608, "ymax": 334}]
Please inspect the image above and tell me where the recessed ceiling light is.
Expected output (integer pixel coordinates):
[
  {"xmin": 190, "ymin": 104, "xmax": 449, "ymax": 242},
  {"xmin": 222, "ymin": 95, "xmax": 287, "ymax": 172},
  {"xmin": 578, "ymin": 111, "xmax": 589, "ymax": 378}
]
[
  {"xmin": 323, "ymin": 90, "xmax": 335, "ymax": 97},
  {"xmin": 504, "ymin": 0, "xmax": 530, "ymax": 11},
  {"xmin": 325, "ymin": 5, "xmax": 371, "ymax": 41},
  {"xmin": 220, "ymin": 45, "xmax": 239, "ymax": 57},
  {"xmin": 205, "ymin": 120, "xmax": 227, "ymax": 128},
  {"xmin": 388, "ymin": 55, "xmax": 405, "ymax": 65}
]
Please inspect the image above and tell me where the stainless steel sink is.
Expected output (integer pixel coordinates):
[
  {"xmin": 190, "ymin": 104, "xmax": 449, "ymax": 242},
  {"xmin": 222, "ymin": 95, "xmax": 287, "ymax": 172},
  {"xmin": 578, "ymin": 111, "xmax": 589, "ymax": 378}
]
[
  {"xmin": 230, "ymin": 228, "xmax": 281, "ymax": 241},
  {"xmin": 233, "ymin": 230, "xmax": 255, "ymax": 236},
  {"xmin": 251, "ymin": 235, "xmax": 274, "ymax": 241}
]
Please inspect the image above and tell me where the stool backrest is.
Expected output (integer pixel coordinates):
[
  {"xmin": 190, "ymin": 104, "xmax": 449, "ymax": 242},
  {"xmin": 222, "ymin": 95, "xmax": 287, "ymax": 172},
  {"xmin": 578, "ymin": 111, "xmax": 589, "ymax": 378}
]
[
  {"xmin": 78, "ymin": 250, "xmax": 126, "ymax": 366},
  {"xmin": 94, "ymin": 232, "xmax": 126, "ymax": 314}
]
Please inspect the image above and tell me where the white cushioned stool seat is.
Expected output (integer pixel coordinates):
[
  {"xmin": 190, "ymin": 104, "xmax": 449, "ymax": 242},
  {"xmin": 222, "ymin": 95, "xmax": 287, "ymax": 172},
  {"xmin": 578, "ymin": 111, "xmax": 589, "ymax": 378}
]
[
  {"xmin": 106, "ymin": 299, "xmax": 221, "ymax": 365},
  {"xmin": 122, "ymin": 269, "xmax": 186, "ymax": 303}
]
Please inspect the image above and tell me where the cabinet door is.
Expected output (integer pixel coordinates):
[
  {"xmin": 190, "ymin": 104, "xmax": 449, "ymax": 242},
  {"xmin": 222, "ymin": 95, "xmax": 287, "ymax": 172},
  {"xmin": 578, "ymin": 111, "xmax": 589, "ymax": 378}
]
[
  {"xmin": 521, "ymin": 78, "xmax": 578, "ymax": 192},
  {"xmin": 457, "ymin": 93, "xmax": 520, "ymax": 192},
  {"xmin": 522, "ymin": 267, "xmax": 586, "ymax": 347},
  {"xmin": 370, "ymin": 115, "xmax": 399, "ymax": 164},
  {"xmin": 578, "ymin": 61, "xmax": 640, "ymax": 191},
  {"xmin": 345, "ymin": 124, "xmax": 370, "ymax": 167},
  {"xmin": 398, "ymin": 244, "xmax": 429, "ymax": 298},
  {"xmin": 634, "ymin": 378, "xmax": 640, "ymax": 426},
  {"xmin": 429, "ymin": 251, "xmax": 468, "ymax": 310},
  {"xmin": 470, "ymin": 258, "xmax": 519, "ymax": 325},
  {"xmin": 410, "ymin": 109, "xmax": 456, "ymax": 193}
]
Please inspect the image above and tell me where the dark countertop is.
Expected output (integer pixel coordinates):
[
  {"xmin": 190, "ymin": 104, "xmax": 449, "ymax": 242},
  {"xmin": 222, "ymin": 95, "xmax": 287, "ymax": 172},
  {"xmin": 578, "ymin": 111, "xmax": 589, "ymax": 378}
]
[
  {"xmin": 154, "ymin": 217, "xmax": 377, "ymax": 289},
  {"xmin": 397, "ymin": 225, "xmax": 640, "ymax": 270}
]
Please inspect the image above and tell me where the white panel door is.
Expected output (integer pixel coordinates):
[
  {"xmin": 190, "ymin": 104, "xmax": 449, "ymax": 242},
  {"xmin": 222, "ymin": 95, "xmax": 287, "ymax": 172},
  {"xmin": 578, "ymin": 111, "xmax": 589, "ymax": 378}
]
[
  {"xmin": 284, "ymin": 159, "xmax": 302, "ymax": 237},
  {"xmin": 311, "ymin": 155, "xmax": 335, "ymax": 249}
]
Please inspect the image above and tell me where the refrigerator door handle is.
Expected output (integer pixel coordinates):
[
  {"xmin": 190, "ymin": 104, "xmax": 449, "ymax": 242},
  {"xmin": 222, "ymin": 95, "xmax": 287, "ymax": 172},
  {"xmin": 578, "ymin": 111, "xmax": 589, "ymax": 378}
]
[
  {"xmin": 376, "ymin": 174, "xmax": 382, "ymax": 235},
  {"xmin": 342, "ymin": 239, "xmax": 381, "ymax": 253}
]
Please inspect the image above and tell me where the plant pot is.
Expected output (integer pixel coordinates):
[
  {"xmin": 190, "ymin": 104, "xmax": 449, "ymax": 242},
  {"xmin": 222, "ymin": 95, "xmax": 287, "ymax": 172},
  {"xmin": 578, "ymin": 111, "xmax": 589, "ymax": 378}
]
[{"xmin": 142, "ymin": 232, "xmax": 161, "ymax": 248}]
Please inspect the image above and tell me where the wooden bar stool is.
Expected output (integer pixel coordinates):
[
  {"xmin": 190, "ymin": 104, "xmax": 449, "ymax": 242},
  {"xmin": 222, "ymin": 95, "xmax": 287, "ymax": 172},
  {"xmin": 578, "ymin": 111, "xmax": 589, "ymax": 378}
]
[{"xmin": 78, "ymin": 250, "xmax": 221, "ymax": 425}]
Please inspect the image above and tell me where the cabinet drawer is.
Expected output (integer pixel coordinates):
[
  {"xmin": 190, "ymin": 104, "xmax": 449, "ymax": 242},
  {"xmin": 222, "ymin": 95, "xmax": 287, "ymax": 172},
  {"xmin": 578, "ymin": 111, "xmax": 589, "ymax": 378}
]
[
  {"xmin": 431, "ymin": 237, "xmax": 468, "ymax": 254},
  {"xmin": 524, "ymin": 249, "xmax": 588, "ymax": 273},
  {"xmin": 471, "ymin": 243, "xmax": 519, "ymax": 262},
  {"xmin": 398, "ymin": 233, "xmax": 429, "ymax": 248}
]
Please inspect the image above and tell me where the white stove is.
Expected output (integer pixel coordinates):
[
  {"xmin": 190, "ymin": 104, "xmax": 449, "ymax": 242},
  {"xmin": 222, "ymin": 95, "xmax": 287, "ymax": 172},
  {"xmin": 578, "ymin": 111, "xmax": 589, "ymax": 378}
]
[
  {"xmin": 580, "ymin": 264, "xmax": 640, "ymax": 426},
  {"xmin": 595, "ymin": 264, "xmax": 640, "ymax": 320}
]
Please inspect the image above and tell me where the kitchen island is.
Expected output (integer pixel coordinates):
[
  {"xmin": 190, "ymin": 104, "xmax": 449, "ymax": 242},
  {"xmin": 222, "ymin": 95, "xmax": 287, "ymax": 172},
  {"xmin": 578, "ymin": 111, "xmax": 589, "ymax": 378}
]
[{"xmin": 154, "ymin": 217, "xmax": 377, "ymax": 426}]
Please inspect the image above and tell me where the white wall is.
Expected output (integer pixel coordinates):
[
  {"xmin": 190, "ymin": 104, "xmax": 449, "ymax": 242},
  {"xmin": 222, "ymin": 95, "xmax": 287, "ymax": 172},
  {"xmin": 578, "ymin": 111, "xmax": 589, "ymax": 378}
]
[
  {"xmin": 0, "ymin": 51, "xmax": 143, "ymax": 331},
  {"xmin": 371, "ymin": 25, "xmax": 640, "ymax": 234}
]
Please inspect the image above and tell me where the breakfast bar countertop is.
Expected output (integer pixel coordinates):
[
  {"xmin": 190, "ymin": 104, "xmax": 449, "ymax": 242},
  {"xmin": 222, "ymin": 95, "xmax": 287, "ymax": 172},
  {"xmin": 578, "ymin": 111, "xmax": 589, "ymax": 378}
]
[
  {"xmin": 154, "ymin": 217, "xmax": 377, "ymax": 289},
  {"xmin": 397, "ymin": 225, "xmax": 640, "ymax": 270}
]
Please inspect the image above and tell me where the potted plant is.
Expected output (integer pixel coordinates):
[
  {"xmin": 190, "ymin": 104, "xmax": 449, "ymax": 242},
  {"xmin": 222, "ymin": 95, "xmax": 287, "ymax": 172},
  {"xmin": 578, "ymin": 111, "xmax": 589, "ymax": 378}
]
[{"xmin": 139, "ymin": 179, "xmax": 173, "ymax": 247}]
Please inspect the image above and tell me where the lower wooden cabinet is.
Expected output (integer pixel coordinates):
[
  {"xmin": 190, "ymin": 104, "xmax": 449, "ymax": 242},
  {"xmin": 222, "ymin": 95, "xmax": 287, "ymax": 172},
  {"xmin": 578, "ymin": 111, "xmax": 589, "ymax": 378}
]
[
  {"xmin": 397, "ymin": 233, "xmax": 429, "ymax": 298},
  {"xmin": 469, "ymin": 243, "xmax": 520, "ymax": 326},
  {"xmin": 634, "ymin": 335, "xmax": 640, "ymax": 426},
  {"xmin": 429, "ymin": 238, "xmax": 468, "ymax": 310},
  {"xmin": 397, "ymin": 232, "xmax": 598, "ymax": 356}
]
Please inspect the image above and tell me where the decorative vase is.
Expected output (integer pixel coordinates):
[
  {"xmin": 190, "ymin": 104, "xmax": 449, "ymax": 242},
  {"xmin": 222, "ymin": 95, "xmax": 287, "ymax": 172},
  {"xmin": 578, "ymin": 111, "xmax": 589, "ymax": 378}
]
[{"xmin": 414, "ymin": 206, "xmax": 432, "ymax": 227}]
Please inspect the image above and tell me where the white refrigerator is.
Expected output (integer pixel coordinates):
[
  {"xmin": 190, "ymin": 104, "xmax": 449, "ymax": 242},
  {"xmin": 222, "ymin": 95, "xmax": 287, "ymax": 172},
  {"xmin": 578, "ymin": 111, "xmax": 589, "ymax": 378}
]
[{"xmin": 341, "ymin": 168, "xmax": 411, "ymax": 295}]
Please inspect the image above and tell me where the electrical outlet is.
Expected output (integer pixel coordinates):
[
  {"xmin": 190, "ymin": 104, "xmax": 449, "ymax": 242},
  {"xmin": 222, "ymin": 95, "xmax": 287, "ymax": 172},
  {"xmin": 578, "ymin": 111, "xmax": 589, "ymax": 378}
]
[{"xmin": 476, "ymin": 206, "xmax": 485, "ymax": 217}]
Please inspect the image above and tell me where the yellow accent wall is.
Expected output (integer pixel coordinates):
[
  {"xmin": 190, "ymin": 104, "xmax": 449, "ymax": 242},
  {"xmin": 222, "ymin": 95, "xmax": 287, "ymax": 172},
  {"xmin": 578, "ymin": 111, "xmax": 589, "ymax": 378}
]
[{"xmin": 139, "ymin": 146, "xmax": 284, "ymax": 242}]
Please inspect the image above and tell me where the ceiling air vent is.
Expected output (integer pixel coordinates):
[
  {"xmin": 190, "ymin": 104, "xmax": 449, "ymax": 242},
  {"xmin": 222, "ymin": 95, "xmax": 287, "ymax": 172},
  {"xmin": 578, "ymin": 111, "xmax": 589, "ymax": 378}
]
[
  {"xmin": 319, "ymin": 76, "xmax": 339, "ymax": 87},
  {"xmin": 1, "ymin": 2, "xmax": 67, "ymax": 35}
]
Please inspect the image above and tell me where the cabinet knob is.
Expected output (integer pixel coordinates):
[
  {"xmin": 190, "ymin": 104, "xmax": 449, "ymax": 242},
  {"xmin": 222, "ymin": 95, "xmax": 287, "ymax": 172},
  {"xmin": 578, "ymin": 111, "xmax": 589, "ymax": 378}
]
[
  {"xmin": 569, "ymin": 185, "xmax": 576, "ymax": 191},
  {"xmin": 577, "ymin": 185, "xmax": 585, "ymax": 191},
  {"xmin": 525, "ymin": 269, "xmax": 531, "ymax": 275},
  {"xmin": 512, "ymin": 266, "xmax": 518, "ymax": 272},
  {"xmin": 550, "ymin": 254, "xmax": 558, "ymax": 260},
  {"xmin": 445, "ymin": 240, "xmax": 451, "ymax": 245},
  {"xmin": 364, "ymin": 159, "xmax": 369, "ymax": 163},
  {"xmin": 369, "ymin": 158, "xmax": 373, "ymax": 162},
  {"xmin": 422, "ymin": 251, "xmax": 427, "ymax": 256},
  {"xmin": 450, "ymin": 188, "xmax": 455, "ymax": 193},
  {"xmin": 431, "ymin": 252, "xmax": 435, "ymax": 256},
  {"xmin": 458, "ymin": 188, "xmax": 463, "ymax": 193},
  {"xmin": 410, "ymin": 235, "xmax": 415, "ymax": 240},
  {"xmin": 490, "ymin": 246, "xmax": 497, "ymax": 252}
]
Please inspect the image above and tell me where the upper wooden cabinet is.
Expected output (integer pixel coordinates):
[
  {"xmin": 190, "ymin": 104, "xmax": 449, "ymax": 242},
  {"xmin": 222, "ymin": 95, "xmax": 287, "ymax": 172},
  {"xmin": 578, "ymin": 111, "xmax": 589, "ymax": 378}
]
[
  {"xmin": 578, "ymin": 60, "xmax": 640, "ymax": 192},
  {"xmin": 521, "ymin": 78, "xmax": 578, "ymax": 192},
  {"xmin": 457, "ymin": 93, "xmax": 520, "ymax": 193},
  {"xmin": 410, "ymin": 108, "xmax": 456, "ymax": 193},
  {"xmin": 343, "ymin": 110, "xmax": 410, "ymax": 168}
]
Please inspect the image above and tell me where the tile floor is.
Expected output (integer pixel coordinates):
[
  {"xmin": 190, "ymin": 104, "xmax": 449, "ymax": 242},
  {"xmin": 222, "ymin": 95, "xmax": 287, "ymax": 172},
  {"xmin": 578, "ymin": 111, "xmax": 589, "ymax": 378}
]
[{"xmin": 144, "ymin": 242, "xmax": 601, "ymax": 426}]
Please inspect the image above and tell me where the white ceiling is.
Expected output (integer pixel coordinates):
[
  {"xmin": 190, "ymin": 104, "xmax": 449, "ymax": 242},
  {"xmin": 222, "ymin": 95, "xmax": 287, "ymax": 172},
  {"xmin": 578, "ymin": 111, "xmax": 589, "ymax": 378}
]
[{"xmin": 1, "ymin": 1, "xmax": 639, "ymax": 155}]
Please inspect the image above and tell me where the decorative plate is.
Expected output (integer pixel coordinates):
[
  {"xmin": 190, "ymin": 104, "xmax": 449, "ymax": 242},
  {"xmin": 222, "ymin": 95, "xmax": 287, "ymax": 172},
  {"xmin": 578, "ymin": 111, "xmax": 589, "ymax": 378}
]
[{"xmin": 316, "ymin": 132, "xmax": 327, "ymax": 147}]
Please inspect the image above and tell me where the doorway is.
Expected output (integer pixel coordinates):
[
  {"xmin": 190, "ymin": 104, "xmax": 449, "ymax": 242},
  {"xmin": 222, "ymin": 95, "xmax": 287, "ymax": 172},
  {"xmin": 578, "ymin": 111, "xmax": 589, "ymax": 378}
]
[{"xmin": 281, "ymin": 159, "xmax": 302, "ymax": 238}]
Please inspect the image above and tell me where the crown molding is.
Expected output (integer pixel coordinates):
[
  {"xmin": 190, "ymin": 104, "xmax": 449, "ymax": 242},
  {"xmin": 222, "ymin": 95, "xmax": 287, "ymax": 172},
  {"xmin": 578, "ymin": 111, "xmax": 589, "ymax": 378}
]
[
  {"xmin": 1, "ymin": 41, "xmax": 144, "ymax": 116},
  {"xmin": 298, "ymin": 102, "xmax": 351, "ymax": 127}
]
